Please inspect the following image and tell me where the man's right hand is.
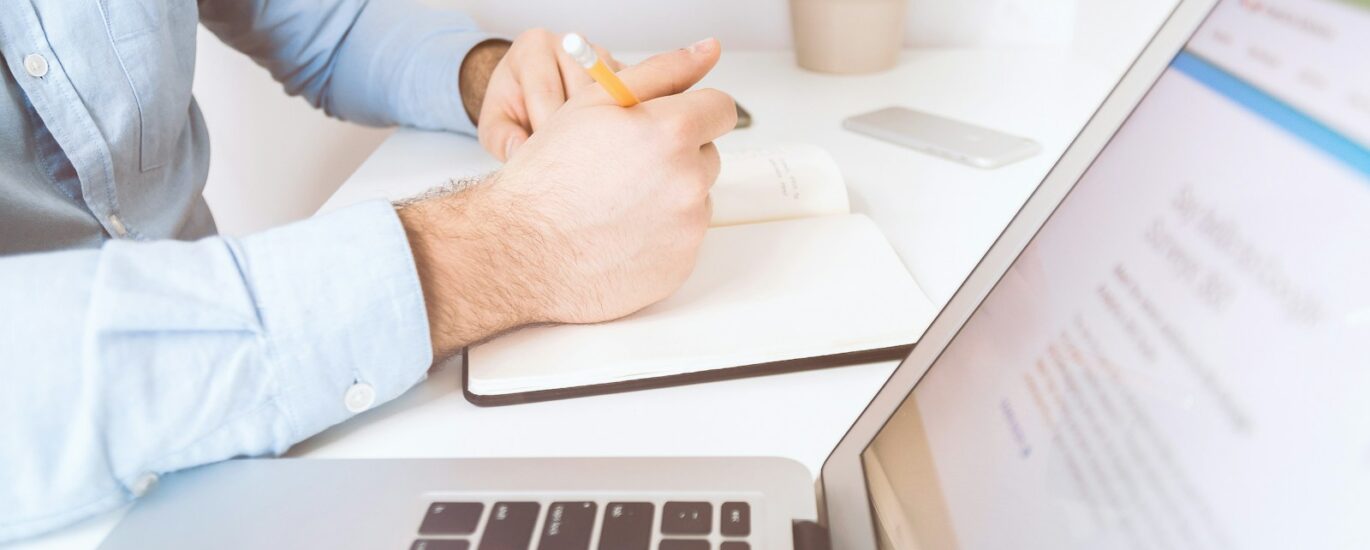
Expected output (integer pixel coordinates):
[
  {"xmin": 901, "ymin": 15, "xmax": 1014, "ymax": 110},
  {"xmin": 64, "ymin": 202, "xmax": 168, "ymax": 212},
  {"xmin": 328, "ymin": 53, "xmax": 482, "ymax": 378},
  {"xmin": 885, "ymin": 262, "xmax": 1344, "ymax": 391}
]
[{"xmin": 397, "ymin": 38, "xmax": 736, "ymax": 358}]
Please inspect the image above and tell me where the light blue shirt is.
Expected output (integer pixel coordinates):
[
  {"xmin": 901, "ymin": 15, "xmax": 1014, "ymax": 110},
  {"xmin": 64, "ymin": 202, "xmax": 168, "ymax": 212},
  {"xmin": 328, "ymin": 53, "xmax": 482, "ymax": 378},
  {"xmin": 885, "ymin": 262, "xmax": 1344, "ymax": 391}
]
[{"xmin": 0, "ymin": 0, "xmax": 492, "ymax": 541}]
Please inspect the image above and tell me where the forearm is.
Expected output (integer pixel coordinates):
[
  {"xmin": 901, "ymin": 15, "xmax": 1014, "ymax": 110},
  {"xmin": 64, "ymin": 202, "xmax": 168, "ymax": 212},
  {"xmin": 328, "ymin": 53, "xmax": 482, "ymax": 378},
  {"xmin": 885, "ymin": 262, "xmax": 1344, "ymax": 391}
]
[{"xmin": 0, "ymin": 202, "xmax": 431, "ymax": 541}]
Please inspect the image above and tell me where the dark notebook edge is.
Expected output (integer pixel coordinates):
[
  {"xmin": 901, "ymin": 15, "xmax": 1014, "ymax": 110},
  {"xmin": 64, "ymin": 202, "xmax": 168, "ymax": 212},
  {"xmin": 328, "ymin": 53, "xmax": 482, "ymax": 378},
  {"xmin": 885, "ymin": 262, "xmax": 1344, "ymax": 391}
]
[{"xmin": 460, "ymin": 343, "xmax": 915, "ymax": 407}]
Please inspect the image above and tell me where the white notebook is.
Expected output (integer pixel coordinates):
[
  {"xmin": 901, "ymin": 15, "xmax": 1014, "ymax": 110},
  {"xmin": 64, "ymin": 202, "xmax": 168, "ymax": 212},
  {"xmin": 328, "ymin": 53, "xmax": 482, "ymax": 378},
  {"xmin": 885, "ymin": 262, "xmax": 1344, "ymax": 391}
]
[{"xmin": 464, "ymin": 144, "xmax": 937, "ymax": 404}]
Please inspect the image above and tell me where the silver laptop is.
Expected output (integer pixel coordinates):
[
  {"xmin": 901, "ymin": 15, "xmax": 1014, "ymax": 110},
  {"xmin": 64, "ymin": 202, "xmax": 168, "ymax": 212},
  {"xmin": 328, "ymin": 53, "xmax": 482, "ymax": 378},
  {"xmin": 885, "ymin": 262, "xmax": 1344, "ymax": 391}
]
[{"xmin": 97, "ymin": 0, "xmax": 1370, "ymax": 547}]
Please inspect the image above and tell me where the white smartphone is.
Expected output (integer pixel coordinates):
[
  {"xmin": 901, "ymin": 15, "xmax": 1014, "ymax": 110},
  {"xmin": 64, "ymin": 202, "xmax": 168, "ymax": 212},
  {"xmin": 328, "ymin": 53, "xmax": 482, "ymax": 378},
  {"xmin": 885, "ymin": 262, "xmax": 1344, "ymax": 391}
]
[{"xmin": 843, "ymin": 106, "xmax": 1041, "ymax": 169}]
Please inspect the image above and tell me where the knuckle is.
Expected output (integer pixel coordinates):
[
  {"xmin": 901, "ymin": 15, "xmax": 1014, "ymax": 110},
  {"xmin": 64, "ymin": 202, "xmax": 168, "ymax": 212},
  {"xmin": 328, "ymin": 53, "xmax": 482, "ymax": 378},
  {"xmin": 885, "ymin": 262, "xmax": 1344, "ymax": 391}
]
[
  {"xmin": 667, "ymin": 180, "xmax": 701, "ymax": 210},
  {"xmin": 527, "ymin": 80, "xmax": 564, "ymax": 97},
  {"xmin": 720, "ymin": 107, "xmax": 740, "ymax": 130},
  {"xmin": 695, "ymin": 203, "xmax": 713, "ymax": 232},
  {"xmin": 701, "ymin": 142, "xmax": 722, "ymax": 163},
  {"xmin": 520, "ymin": 79, "xmax": 566, "ymax": 102},
  {"xmin": 660, "ymin": 114, "xmax": 694, "ymax": 144},
  {"xmin": 519, "ymin": 28, "xmax": 552, "ymax": 42},
  {"xmin": 668, "ymin": 225, "xmax": 703, "ymax": 261},
  {"xmin": 698, "ymin": 88, "xmax": 738, "ymax": 124},
  {"xmin": 669, "ymin": 182, "xmax": 698, "ymax": 208},
  {"xmin": 698, "ymin": 87, "xmax": 733, "ymax": 104},
  {"xmin": 701, "ymin": 163, "xmax": 721, "ymax": 189}
]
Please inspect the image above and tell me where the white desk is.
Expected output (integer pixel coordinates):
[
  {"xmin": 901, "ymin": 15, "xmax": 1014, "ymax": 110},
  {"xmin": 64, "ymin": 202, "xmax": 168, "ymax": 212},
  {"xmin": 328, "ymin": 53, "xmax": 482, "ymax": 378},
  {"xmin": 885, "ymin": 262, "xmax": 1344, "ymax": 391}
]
[{"xmin": 12, "ymin": 34, "xmax": 1166, "ymax": 550}]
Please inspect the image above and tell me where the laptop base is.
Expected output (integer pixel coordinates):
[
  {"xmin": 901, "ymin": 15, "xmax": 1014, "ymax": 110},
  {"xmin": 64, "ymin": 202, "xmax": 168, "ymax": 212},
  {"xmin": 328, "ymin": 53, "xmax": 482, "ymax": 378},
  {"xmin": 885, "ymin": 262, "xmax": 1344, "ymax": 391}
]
[{"xmin": 96, "ymin": 457, "xmax": 820, "ymax": 550}]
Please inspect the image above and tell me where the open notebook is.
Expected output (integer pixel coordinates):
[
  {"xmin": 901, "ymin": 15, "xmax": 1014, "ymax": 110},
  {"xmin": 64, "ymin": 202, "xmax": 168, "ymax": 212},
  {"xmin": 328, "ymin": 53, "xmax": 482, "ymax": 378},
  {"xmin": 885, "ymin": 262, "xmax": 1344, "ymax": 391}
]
[{"xmin": 463, "ymin": 144, "xmax": 937, "ymax": 405}]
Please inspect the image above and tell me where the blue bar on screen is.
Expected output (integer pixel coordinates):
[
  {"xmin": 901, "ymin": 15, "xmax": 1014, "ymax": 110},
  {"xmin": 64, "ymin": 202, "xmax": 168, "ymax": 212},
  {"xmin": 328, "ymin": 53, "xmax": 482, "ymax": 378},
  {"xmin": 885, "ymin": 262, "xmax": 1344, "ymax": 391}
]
[{"xmin": 1171, "ymin": 50, "xmax": 1370, "ymax": 179}]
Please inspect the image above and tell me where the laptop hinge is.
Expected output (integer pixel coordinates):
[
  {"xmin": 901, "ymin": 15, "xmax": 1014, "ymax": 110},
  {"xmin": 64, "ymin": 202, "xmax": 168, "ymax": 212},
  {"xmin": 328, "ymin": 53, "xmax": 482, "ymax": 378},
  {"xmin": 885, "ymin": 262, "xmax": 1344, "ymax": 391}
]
[{"xmin": 792, "ymin": 520, "xmax": 832, "ymax": 550}]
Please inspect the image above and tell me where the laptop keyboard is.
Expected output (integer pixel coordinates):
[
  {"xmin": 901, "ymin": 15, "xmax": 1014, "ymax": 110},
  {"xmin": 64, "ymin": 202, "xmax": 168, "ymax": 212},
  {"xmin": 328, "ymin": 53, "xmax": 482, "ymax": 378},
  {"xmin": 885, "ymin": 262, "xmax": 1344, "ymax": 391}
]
[{"xmin": 412, "ymin": 499, "xmax": 753, "ymax": 550}]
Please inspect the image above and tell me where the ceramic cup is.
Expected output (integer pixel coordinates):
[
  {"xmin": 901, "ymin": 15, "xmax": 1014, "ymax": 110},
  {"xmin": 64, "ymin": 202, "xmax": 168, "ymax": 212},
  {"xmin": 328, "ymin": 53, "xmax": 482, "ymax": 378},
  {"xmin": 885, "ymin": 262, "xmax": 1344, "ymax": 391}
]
[{"xmin": 790, "ymin": 0, "xmax": 908, "ymax": 74}]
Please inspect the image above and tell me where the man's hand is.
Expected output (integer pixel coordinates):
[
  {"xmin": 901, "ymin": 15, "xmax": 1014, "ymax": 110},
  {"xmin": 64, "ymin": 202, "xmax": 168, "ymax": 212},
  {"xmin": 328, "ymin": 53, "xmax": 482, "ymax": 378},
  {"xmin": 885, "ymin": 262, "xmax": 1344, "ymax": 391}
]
[
  {"xmin": 401, "ymin": 39, "xmax": 733, "ymax": 359},
  {"xmin": 462, "ymin": 29, "xmax": 625, "ymax": 163}
]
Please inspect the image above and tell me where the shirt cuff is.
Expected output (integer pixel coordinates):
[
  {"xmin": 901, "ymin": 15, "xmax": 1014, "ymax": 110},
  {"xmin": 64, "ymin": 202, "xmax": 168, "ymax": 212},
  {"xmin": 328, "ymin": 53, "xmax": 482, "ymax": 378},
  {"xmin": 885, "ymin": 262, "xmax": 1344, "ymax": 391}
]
[
  {"xmin": 402, "ymin": 29, "xmax": 503, "ymax": 135},
  {"xmin": 235, "ymin": 200, "xmax": 433, "ymax": 442}
]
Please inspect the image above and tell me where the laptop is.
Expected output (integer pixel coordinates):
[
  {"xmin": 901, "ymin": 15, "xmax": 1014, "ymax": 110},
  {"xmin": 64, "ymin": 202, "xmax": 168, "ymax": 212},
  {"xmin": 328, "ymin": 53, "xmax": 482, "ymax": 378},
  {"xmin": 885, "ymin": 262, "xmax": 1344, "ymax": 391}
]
[{"xmin": 97, "ymin": 0, "xmax": 1370, "ymax": 547}]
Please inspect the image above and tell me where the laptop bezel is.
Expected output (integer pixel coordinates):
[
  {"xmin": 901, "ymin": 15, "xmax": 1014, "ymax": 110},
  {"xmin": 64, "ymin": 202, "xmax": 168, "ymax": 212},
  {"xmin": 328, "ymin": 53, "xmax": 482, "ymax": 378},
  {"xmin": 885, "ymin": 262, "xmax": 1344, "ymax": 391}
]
[{"xmin": 812, "ymin": 0, "xmax": 1221, "ymax": 547}]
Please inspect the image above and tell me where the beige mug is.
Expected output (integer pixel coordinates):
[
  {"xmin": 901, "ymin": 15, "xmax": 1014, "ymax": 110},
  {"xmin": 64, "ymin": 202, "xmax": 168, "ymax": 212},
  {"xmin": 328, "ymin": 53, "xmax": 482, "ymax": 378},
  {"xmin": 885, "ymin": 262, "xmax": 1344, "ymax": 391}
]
[{"xmin": 790, "ymin": 0, "xmax": 907, "ymax": 74}]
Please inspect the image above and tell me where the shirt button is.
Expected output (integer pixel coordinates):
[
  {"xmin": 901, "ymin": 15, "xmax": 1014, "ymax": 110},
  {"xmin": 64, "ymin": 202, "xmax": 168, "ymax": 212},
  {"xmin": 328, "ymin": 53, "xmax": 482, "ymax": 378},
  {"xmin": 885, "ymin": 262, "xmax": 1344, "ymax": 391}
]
[
  {"xmin": 344, "ymin": 382, "xmax": 376, "ymax": 413},
  {"xmin": 23, "ymin": 54, "xmax": 48, "ymax": 78},
  {"xmin": 108, "ymin": 214, "xmax": 128, "ymax": 238},
  {"xmin": 131, "ymin": 472, "xmax": 158, "ymax": 497}
]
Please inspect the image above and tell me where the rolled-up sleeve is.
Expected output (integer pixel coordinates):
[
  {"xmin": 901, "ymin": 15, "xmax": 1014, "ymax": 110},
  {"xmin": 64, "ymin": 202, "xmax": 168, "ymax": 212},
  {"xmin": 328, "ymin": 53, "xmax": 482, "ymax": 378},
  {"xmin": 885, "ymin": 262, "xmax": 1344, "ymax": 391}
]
[
  {"xmin": 200, "ymin": 0, "xmax": 496, "ymax": 134},
  {"xmin": 0, "ymin": 201, "xmax": 433, "ymax": 541}
]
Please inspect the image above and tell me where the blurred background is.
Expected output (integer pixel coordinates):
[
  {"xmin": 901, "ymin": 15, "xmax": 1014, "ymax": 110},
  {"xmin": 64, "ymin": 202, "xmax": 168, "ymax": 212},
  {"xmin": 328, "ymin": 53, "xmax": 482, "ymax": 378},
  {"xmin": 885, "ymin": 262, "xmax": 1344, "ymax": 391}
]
[{"xmin": 196, "ymin": 0, "xmax": 1168, "ymax": 236}]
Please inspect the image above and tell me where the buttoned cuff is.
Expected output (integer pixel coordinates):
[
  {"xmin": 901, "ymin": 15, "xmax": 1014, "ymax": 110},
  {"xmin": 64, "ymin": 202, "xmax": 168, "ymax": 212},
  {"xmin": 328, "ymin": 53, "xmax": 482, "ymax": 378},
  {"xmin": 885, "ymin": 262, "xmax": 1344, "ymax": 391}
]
[
  {"xmin": 402, "ymin": 30, "xmax": 503, "ymax": 136},
  {"xmin": 236, "ymin": 200, "xmax": 433, "ymax": 442}
]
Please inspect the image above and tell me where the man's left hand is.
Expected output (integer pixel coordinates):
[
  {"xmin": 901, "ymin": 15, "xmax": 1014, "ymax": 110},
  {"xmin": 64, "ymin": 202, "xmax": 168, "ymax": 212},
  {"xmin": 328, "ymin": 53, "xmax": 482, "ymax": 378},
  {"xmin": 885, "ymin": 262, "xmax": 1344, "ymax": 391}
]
[{"xmin": 459, "ymin": 29, "xmax": 624, "ymax": 163}]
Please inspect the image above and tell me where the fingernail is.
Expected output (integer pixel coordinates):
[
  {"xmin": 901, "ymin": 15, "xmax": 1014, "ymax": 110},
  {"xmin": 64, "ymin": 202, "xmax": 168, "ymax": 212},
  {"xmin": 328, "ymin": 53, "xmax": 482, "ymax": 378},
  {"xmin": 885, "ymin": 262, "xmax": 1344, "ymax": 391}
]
[
  {"xmin": 505, "ymin": 135, "xmax": 524, "ymax": 160},
  {"xmin": 689, "ymin": 38, "xmax": 715, "ymax": 54}
]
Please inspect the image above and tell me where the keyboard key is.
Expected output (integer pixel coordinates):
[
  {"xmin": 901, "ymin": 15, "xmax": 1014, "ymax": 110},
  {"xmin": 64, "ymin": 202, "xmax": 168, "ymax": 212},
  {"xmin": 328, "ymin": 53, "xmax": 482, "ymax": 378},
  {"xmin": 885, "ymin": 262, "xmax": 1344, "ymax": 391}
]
[
  {"xmin": 419, "ymin": 502, "xmax": 484, "ymax": 535},
  {"xmin": 599, "ymin": 502, "xmax": 654, "ymax": 550},
  {"xmin": 659, "ymin": 540, "xmax": 709, "ymax": 550},
  {"xmin": 661, "ymin": 502, "xmax": 712, "ymax": 535},
  {"xmin": 720, "ymin": 502, "xmax": 750, "ymax": 537},
  {"xmin": 479, "ymin": 502, "xmax": 540, "ymax": 550},
  {"xmin": 537, "ymin": 501, "xmax": 597, "ymax": 550},
  {"xmin": 720, "ymin": 543, "xmax": 749, "ymax": 550},
  {"xmin": 412, "ymin": 540, "xmax": 471, "ymax": 550}
]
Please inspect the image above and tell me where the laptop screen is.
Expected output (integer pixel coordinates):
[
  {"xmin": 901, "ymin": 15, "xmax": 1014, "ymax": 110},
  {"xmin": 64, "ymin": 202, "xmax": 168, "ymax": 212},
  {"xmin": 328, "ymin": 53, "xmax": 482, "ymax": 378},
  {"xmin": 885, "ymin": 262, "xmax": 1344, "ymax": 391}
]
[{"xmin": 861, "ymin": 0, "xmax": 1370, "ymax": 548}]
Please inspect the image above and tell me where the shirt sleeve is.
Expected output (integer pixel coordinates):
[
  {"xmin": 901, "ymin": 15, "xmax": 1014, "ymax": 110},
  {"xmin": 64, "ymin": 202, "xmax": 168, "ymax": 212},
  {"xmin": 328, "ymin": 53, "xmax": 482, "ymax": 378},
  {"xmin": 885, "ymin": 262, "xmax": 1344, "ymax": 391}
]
[
  {"xmin": 199, "ymin": 0, "xmax": 497, "ymax": 134},
  {"xmin": 0, "ymin": 201, "xmax": 434, "ymax": 541}
]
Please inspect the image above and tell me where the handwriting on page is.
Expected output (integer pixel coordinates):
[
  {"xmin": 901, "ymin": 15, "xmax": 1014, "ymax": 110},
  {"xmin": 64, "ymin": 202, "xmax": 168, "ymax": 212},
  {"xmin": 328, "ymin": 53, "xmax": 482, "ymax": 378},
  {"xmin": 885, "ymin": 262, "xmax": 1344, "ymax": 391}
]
[
  {"xmin": 709, "ymin": 144, "xmax": 848, "ymax": 227},
  {"xmin": 721, "ymin": 147, "xmax": 806, "ymax": 200},
  {"xmin": 769, "ymin": 156, "xmax": 802, "ymax": 200}
]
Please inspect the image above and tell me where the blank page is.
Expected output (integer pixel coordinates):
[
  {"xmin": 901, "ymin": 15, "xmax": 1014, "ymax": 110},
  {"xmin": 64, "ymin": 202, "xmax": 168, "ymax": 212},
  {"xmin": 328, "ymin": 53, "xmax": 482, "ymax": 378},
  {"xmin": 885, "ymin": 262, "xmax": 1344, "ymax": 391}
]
[{"xmin": 467, "ymin": 214, "xmax": 936, "ymax": 397}]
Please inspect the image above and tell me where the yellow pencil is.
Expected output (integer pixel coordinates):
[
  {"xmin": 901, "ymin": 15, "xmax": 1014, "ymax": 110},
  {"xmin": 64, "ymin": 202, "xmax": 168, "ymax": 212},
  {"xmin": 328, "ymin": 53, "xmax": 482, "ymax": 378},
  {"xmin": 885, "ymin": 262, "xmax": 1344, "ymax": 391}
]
[{"xmin": 562, "ymin": 33, "xmax": 639, "ymax": 108}]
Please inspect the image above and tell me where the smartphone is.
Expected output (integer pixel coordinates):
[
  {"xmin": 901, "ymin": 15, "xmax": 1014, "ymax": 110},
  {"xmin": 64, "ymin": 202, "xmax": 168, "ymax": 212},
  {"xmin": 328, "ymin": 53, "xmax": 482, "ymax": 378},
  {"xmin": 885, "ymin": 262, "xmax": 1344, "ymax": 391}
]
[{"xmin": 843, "ymin": 106, "xmax": 1040, "ymax": 169}]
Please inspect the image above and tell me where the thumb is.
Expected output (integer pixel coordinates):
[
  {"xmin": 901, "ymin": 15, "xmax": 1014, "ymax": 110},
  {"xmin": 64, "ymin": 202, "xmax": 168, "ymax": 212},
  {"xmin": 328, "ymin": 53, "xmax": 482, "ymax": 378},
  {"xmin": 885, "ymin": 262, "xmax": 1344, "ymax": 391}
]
[{"xmin": 611, "ymin": 38, "xmax": 721, "ymax": 103}]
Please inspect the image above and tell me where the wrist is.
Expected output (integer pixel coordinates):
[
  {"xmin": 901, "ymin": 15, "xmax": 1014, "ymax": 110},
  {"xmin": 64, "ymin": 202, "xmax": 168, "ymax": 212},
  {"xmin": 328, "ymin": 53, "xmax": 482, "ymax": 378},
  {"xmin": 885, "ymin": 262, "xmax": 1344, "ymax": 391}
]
[
  {"xmin": 459, "ymin": 39, "xmax": 512, "ymax": 125},
  {"xmin": 396, "ymin": 180, "xmax": 538, "ymax": 358}
]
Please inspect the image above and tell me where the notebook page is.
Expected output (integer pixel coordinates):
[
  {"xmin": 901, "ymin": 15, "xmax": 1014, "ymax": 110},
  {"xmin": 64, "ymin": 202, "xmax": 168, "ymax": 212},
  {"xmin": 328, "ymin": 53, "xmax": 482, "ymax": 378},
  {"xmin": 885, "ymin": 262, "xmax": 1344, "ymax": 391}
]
[
  {"xmin": 468, "ymin": 214, "xmax": 935, "ymax": 396},
  {"xmin": 709, "ymin": 144, "xmax": 850, "ymax": 227}
]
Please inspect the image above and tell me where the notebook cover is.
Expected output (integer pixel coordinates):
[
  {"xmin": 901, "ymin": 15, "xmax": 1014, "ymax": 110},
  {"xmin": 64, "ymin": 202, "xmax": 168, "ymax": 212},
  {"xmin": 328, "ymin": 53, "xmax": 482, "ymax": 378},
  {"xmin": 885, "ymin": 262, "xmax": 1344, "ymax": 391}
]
[{"xmin": 460, "ymin": 343, "xmax": 914, "ymax": 406}]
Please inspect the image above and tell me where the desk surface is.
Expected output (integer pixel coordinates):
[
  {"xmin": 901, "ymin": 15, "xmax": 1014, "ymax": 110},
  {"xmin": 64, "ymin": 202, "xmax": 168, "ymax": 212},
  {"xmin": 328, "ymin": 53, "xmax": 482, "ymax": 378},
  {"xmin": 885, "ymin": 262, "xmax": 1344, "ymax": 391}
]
[{"xmin": 12, "ymin": 29, "xmax": 1169, "ymax": 550}]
